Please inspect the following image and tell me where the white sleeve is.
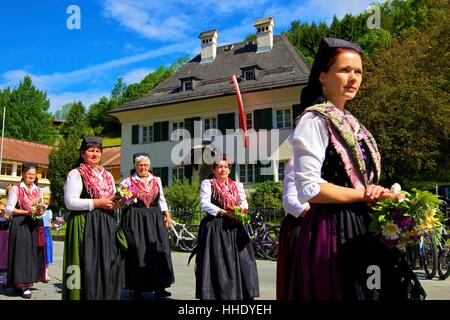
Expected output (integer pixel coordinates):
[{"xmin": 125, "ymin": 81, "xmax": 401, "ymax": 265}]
[
  {"xmin": 6, "ymin": 185, "xmax": 19, "ymax": 214},
  {"xmin": 157, "ymin": 177, "xmax": 169, "ymax": 212},
  {"xmin": 64, "ymin": 169, "xmax": 94, "ymax": 211},
  {"xmin": 283, "ymin": 168, "xmax": 310, "ymax": 217},
  {"xmin": 200, "ymin": 179, "xmax": 221, "ymax": 216},
  {"xmin": 236, "ymin": 182, "xmax": 248, "ymax": 210},
  {"xmin": 290, "ymin": 112, "xmax": 329, "ymax": 203},
  {"xmin": 49, "ymin": 209, "xmax": 53, "ymax": 221}
]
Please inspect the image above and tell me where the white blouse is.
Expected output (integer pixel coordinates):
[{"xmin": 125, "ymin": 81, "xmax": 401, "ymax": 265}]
[
  {"xmin": 119, "ymin": 173, "xmax": 169, "ymax": 212},
  {"xmin": 200, "ymin": 179, "xmax": 248, "ymax": 216},
  {"xmin": 289, "ymin": 112, "xmax": 330, "ymax": 204},
  {"xmin": 6, "ymin": 182, "xmax": 41, "ymax": 214},
  {"xmin": 282, "ymin": 159, "xmax": 310, "ymax": 217},
  {"xmin": 64, "ymin": 168, "xmax": 116, "ymax": 211}
]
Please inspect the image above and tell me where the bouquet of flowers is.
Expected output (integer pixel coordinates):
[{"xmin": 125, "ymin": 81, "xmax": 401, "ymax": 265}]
[
  {"xmin": 52, "ymin": 216, "xmax": 66, "ymax": 234},
  {"xmin": 115, "ymin": 184, "xmax": 138, "ymax": 208},
  {"xmin": 31, "ymin": 198, "xmax": 47, "ymax": 220},
  {"xmin": 369, "ymin": 184, "xmax": 447, "ymax": 251},
  {"xmin": 227, "ymin": 204, "xmax": 251, "ymax": 225}
]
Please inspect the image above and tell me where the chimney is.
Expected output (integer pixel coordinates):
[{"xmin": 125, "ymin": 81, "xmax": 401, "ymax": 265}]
[
  {"xmin": 254, "ymin": 17, "xmax": 274, "ymax": 53},
  {"xmin": 199, "ymin": 29, "xmax": 218, "ymax": 63}
]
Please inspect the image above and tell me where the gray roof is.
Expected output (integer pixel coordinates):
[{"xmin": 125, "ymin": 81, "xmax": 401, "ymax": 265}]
[{"xmin": 111, "ymin": 35, "xmax": 311, "ymax": 114}]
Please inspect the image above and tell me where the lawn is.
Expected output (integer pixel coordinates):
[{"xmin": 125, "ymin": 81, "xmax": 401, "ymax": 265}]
[{"xmin": 103, "ymin": 137, "xmax": 121, "ymax": 147}]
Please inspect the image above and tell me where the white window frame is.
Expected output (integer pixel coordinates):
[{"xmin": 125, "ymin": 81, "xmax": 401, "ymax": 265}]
[
  {"xmin": 170, "ymin": 121, "xmax": 185, "ymax": 141},
  {"xmin": 244, "ymin": 70, "xmax": 255, "ymax": 81},
  {"xmin": 277, "ymin": 160, "xmax": 287, "ymax": 182},
  {"xmin": 141, "ymin": 125, "xmax": 154, "ymax": 144},
  {"xmin": 182, "ymin": 80, "xmax": 192, "ymax": 91},
  {"xmin": 245, "ymin": 112, "xmax": 253, "ymax": 129},
  {"xmin": 172, "ymin": 166, "xmax": 185, "ymax": 182},
  {"xmin": 274, "ymin": 108, "xmax": 292, "ymax": 129},
  {"xmin": 239, "ymin": 164, "xmax": 254, "ymax": 183}
]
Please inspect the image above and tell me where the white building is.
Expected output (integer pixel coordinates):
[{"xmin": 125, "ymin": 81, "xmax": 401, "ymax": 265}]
[{"xmin": 110, "ymin": 17, "xmax": 310, "ymax": 189}]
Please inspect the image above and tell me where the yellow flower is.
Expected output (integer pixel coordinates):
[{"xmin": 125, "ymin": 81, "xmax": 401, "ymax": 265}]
[{"xmin": 382, "ymin": 222, "xmax": 400, "ymax": 240}]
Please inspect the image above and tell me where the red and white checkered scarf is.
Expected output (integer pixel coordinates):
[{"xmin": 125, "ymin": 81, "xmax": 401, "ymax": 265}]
[{"xmin": 77, "ymin": 163, "xmax": 115, "ymax": 199}]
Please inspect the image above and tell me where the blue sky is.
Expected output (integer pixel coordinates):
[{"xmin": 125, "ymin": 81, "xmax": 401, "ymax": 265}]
[{"xmin": 0, "ymin": 0, "xmax": 373, "ymax": 114}]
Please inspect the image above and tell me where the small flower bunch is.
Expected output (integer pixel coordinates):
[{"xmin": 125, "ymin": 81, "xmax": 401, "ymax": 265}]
[
  {"xmin": 52, "ymin": 216, "xmax": 66, "ymax": 233},
  {"xmin": 31, "ymin": 198, "xmax": 47, "ymax": 220},
  {"xmin": 369, "ymin": 184, "xmax": 447, "ymax": 251},
  {"xmin": 115, "ymin": 184, "xmax": 138, "ymax": 208},
  {"xmin": 227, "ymin": 204, "xmax": 251, "ymax": 225}
]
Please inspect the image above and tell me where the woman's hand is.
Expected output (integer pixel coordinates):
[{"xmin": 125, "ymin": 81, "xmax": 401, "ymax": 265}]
[
  {"xmin": 164, "ymin": 211, "xmax": 172, "ymax": 229},
  {"xmin": 221, "ymin": 209, "xmax": 238, "ymax": 221},
  {"xmin": 93, "ymin": 198, "xmax": 115, "ymax": 210},
  {"xmin": 363, "ymin": 184, "xmax": 406, "ymax": 204}
]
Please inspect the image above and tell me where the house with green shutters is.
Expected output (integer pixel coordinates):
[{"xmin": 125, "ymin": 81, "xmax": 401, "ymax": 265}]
[{"xmin": 109, "ymin": 17, "xmax": 310, "ymax": 188}]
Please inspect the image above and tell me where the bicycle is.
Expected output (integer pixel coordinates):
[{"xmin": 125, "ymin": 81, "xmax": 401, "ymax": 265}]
[
  {"xmin": 167, "ymin": 221, "xmax": 198, "ymax": 252},
  {"xmin": 245, "ymin": 211, "xmax": 280, "ymax": 261}
]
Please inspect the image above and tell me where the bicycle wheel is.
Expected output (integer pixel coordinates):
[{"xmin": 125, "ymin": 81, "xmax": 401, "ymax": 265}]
[
  {"xmin": 261, "ymin": 225, "xmax": 280, "ymax": 261},
  {"xmin": 178, "ymin": 224, "xmax": 198, "ymax": 252},
  {"xmin": 420, "ymin": 237, "xmax": 438, "ymax": 279},
  {"xmin": 405, "ymin": 244, "xmax": 419, "ymax": 270},
  {"xmin": 438, "ymin": 246, "xmax": 450, "ymax": 280}
]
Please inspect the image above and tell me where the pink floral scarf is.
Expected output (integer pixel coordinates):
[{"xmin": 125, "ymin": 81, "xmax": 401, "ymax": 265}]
[
  {"xmin": 17, "ymin": 183, "xmax": 42, "ymax": 211},
  {"xmin": 129, "ymin": 174, "xmax": 159, "ymax": 208},
  {"xmin": 77, "ymin": 163, "xmax": 115, "ymax": 199},
  {"xmin": 210, "ymin": 177, "xmax": 241, "ymax": 209},
  {"xmin": 304, "ymin": 101, "xmax": 381, "ymax": 190}
]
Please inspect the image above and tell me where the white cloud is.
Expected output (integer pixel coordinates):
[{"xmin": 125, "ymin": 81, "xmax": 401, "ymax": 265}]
[
  {"xmin": 48, "ymin": 91, "xmax": 110, "ymax": 114},
  {"xmin": 121, "ymin": 67, "xmax": 154, "ymax": 85},
  {"xmin": 0, "ymin": 42, "xmax": 188, "ymax": 92},
  {"xmin": 102, "ymin": 0, "xmax": 190, "ymax": 41}
]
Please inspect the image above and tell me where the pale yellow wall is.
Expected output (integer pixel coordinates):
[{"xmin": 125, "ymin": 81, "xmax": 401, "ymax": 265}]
[{"xmin": 113, "ymin": 85, "xmax": 303, "ymax": 180}]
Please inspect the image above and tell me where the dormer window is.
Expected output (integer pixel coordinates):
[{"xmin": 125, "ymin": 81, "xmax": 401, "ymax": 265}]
[
  {"xmin": 244, "ymin": 70, "xmax": 255, "ymax": 81},
  {"xmin": 182, "ymin": 80, "xmax": 193, "ymax": 91}
]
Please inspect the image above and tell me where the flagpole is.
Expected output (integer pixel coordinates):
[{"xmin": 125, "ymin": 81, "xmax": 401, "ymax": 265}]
[{"xmin": 0, "ymin": 104, "xmax": 5, "ymax": 175}]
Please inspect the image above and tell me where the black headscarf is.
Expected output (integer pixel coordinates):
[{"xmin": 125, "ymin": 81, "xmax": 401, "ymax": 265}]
[
  {"xmin": 75, "ymin": 136, "xmax": 103, "ymax": 168},
  {"xmin": 299, "ymin": 38, "xmax": 364, "ymax": 111}
]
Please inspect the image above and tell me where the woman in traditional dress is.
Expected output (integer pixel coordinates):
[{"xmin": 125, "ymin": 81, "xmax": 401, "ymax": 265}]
[
  {"xmin": 119, "ymin": 152, "xmax": 174, "ymax": 299},
  {"xmin": 42, "ymin": 194, "xmax": 53, "ymax": 282},
  {"xmin": 195, "ymin": 155, "xmax": 259, "ymax": 300},
  {"xmin": 282, "ymin": 38, "xmax": 425, "ymax": 300},
  {"xmin": 62, "ymin": 136, "xmax": 122, "ymax": 300},
  {"xmin": 6, "ymin": 163, "xmax": 45, "ymax": 299},
  {"xmin": 276, "ymin": 158, "xmax": 309, "ymax": 300}
]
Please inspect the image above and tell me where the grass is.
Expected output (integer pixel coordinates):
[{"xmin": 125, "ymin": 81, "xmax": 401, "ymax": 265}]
[
  {"xmin": 103, "ymin": 137, "xmax": 121, "ymax": 147},
  {"xmin": 50, "ymin": 228, "xmax": 66, "ymax": 236}
]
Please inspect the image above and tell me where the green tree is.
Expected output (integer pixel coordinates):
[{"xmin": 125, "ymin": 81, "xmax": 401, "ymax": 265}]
[
  {"xmin": 248, "ymin": 180, "xmax": 283, "ymax": 209},
  {"xmin": 48, "ymin": 135, "xmax": 81, "ymax": 211},
  {"xmin": 59, "ymin": 101, "xmax": 89, "ymax": 138},
  {"xmin": 350, "ymin": 0, "xmax": 450, "ymax": 186},
  {"xmin": 0, "ymin": 76, "xmax": 56, "ymax": 144},
  {"xmin": 164, "ymin": 178, "xmax": 200, "ymax": 212},
  {"xmin": 54, "ymin": 103, "xmax": 72, "ymax": 120}
]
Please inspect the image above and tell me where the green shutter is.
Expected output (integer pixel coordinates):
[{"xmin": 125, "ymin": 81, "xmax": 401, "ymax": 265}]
[
  {"xmin": 230, "ymin": 164, "xmax": 236, "ymax": 181},
  {"xmin": 160, "ymin": 167, "xmax": 169, "ymax": 186},
  {"xmin": 184, "ymin": 117, "xmax": 201, "ymax": 138},
  {"xmin": 253, "ymin": 108, "xmax": 272, "ymax": 131},
  {"xmin": 132, "ymin": 125, "xmax": 140, "ymax": 144},
  {"xmin": 218, "ymin": 112, "xmax": 235, "ymax": 135},
  {"xmin": 161, "ymin": 121, "xmax": 169, "ymax": 141},
  {"xmin": 255, "ymin": 161, "xmax": 273, "ymax": 182},
  {"xmin": 154, "ymin": 122, "xmax": 162, "ymax": 142},
  {"xmin": 292, "ymin": 104, "xmax": 303, "ymax": 125},
  {"xmin": 152, "ymin": 167, "xmax": 160, "ymax": 177},
  {"xmin": 184, "ymin": 165, "xmax": 193, "ymax": 182}
]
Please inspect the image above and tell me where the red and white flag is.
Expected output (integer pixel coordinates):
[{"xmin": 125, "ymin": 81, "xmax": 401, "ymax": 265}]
[{"xmin": 231, "ymin": 74, "xmax": 249, "ymax": 148}]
